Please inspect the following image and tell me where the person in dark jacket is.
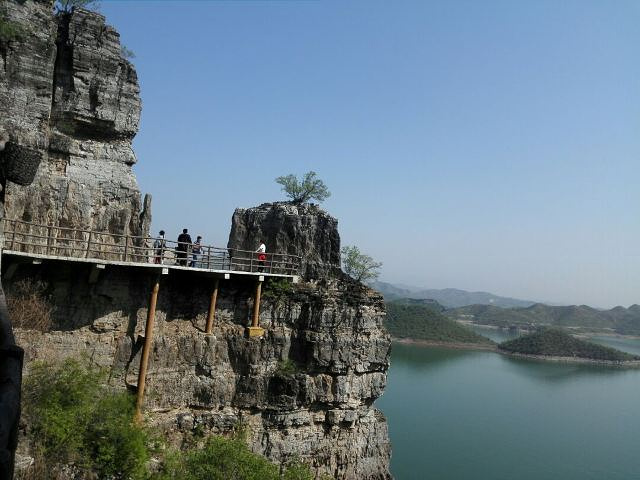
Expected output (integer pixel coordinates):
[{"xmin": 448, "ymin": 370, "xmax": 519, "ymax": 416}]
[{"xmin": 176, "ymin": 228, "xmax": 192, "ymax": 266}]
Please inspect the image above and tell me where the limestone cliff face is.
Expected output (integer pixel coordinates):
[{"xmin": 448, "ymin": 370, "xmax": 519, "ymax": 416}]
[
  {"xmin": 0, "ymin": 1, "xmax": 150, "ymax": 235},
  {"xmin": 3, "ymin": 2, "xmax": 392, "ymax": 477},
  {"xmin": 16, "ymin": 270, "xmax": 392, "ymax": 479},
  {"xmin": 13, "ymin": 203, "xmax": 392, "ymax": 478},
  {"xmin": 228, "ymin": 202, "xmax": 342, "ymax": 280}
]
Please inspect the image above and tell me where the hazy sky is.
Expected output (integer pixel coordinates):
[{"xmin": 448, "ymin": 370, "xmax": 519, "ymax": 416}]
[{"xmin": 99, "ymin": 0, "xmax": 639, "ymax": 308}]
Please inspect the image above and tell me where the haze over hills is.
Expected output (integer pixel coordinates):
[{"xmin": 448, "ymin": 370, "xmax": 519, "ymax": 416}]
[
  {"xmin": 446, "ymin": 304, "xmax": 640, "ymax": 336},
  {"xmin": 372, "ymin": 281, "xmax": 538, "ymax": 308}
]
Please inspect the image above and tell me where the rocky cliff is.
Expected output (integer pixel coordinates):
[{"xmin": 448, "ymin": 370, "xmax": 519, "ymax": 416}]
[
  {"xmin": 228, "ymin": 202, "xmax": 342, "ymax": 280},
  {"xmin": 2, "ymin": 2, "xmax": 392, "ymax": 478},
  {"xmin": 15, "ymin": 266, "xmax": 392, "ymax": 478},
  {"xmin": 0, "ymin": 0, "xmax": 150, "ymax": 235}
]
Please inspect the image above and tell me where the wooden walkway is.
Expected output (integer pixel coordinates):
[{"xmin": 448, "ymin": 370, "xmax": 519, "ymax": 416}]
[
  {"xmin": 1, "ymin": 218, "xmax": 301, "ymax": 280},
  {"xmin": 0, "ymin": 218, "xmax": 302, "ymax": 420}
]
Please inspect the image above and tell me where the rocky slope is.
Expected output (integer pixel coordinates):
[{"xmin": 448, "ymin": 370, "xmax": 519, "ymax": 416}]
[{"xmin": 0, "ymin": 0, "xmax": 150, "ymax": 236}]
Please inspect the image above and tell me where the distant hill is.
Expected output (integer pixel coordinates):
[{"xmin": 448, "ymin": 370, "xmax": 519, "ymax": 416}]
[
  {"xmin": 385, "ymin": 300, "xmax": 493, "ymax": 345},
  {"xmin": 446, "ymin": 303, "xmax": 640, "ymax": 336},
  {"xmin": 372, "ymin": 281, "xmax": 535, "ymax": 308},
  {"xmin": 385, "ymin": 297, "xmax": 446, "ymax": 312},
  {"xmin": 498, "ymin": 328, "xmax": 639, "ymax": 362}
]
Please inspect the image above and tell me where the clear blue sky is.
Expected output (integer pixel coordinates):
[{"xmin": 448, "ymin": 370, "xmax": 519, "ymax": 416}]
[{"xmin": 100, "ymin": 0, "xmax": 639, "ymax": 308}]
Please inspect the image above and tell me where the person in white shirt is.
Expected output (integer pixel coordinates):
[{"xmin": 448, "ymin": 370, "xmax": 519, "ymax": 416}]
[{"xmin": 256, "ymin": 241, "xmax": 266, "ymax": 272}]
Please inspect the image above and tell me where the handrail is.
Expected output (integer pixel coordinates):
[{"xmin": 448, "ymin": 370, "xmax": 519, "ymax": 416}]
[{"xmin": 0, "ymin": 218, "xmax": 301, "ymax": 276}]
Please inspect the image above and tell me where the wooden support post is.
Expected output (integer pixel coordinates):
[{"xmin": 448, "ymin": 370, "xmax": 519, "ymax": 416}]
[
  {"xmin": 46, "ymin": 225, "xmax": 52, "ymax": 256},
  {"xmin": 247, "ymin": 278, "xmax": 264, "ymax": 337},
  {"xmin": 85, "ymin": 231, "xmax": 92, "ymax": 258},
  {"xmin": 9, "ymin": 221, "xmax": 16, "ymax": 250},
  {"xmin": 205, "ymin": 278, "xmax": 219, "ymax": 334},
  {"xmin": 134, "ymin": 276, "xmax": 160, "ymax": 423}
]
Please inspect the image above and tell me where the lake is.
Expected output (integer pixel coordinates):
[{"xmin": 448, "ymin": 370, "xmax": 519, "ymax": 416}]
[{"xmin": 378, "ymin": 341, "xmax": 640, "ymax": 480}]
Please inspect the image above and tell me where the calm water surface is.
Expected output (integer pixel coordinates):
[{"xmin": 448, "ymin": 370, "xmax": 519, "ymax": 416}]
[{"xmin": 378, "ymin": 342, "xmax": 640, "ymax": 480}]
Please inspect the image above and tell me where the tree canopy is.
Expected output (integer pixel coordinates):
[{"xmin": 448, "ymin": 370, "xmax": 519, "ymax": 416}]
[
  {"xmin": 341, "ymin": 245, "xmax": 382, "ymax": 283},
  {"xmin": 275, "ymin": 171, "xmax": 330, "ymax": 204},
  {"xmin": 55, "ymin": 0, "xmax": 98, "ymax": 14}
]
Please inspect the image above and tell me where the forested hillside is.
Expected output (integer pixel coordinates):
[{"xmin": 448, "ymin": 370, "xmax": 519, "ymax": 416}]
[
  {"xmin": 446, "ymin": 304, "xmax": 640, "ymax": 335},
  {"xmin": 385, "ymin": 301, "xmax": 493, "ymax": 345}
]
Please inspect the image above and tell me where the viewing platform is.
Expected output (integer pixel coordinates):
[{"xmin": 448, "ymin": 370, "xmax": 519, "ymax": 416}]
[{"xmin": 0, "ymin": 218, "xmax": 301, "ymax": 281}]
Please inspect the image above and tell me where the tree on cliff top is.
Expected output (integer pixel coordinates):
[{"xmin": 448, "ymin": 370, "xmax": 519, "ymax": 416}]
[
  {"xmin": 55, "ymin": 0, "xmax": 99, "ymax": 14},
  {"xmin": 275, "ymin": 171, "xmax": 331, "ymax": 204},
  {"xmin": 341, "ymin": 245, "xmax": 382, "ymax": 283}
]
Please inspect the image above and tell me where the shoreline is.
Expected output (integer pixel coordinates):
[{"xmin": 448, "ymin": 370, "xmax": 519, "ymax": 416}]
[
  {"xmin": 497, "ymin": 350, "xmax": 640, "ymax": 368},
  {"xmin": 392, "ymin": 337, "xmax": 640, "ymax": 367},
  {"xmin": 392, "ymin": 337, "xmax": 496, "ymax": 351}
]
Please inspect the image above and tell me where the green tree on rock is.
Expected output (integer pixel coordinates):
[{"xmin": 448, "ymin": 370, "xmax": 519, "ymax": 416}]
[
  {"xmin": 341, "ymin": 245, "xmax": 382, "ymax": 283},
  {"xmin": 55, "ymin": 0, "xmax": 99, "ymax": 14},
  {"xmin": 275, "ymin": 171, "xmax": 331, "ymax": 204}
]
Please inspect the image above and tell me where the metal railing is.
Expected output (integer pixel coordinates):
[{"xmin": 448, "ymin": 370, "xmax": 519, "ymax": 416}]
[{"xmin": 1, "ymin": 218, "xmax": 301, "ymax": 276}]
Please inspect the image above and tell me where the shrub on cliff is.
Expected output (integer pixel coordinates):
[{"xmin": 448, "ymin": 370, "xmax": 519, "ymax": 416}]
[
  {"xmin": 6, "ymin": 279, "xmax": 53, "ymax": 332},
  {"xmin": 22, "ymin": 359, "xmax": 148, "ymax": 479},
  {"xmin": 0, "ymin": 11, "xmax": 27, "ymax": 44},
  {"xmin": 341, "ymin": 245, "xmax": 382, "ymax": 282},
  {"xmin": 275, "ymin": 171, "xmax": 331, "ymax": 204},
  {"xmin": 155, "ymin": 433, "xmax": 314, "ymax": 480}
]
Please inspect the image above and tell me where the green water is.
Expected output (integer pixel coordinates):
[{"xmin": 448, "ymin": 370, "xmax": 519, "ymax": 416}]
[{"xmin": 378, "ymin": 343, "xmax": 640, "ymax": 480}]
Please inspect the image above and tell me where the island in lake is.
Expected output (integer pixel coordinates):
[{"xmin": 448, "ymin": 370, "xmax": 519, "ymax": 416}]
[
  {"xmin": 498, "ymin": 328, "xmax": 640, "ymax": 365},
  {"xmin": 384, "ymin": 299, "xmax": 640, "ymax": 366}
]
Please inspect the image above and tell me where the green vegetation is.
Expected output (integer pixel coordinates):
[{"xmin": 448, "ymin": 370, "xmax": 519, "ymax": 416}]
[
  {"xmin": 156, "ymin": 432, "xmax": 314, "ymax": 480},
  {"xmin": 275, "ymin": 171, "xmax": 331, "ymax": 204},
  {"xmin": 446, "ymin": 303, "xmax": 640, "ymax": 336},
  {"xmin": 341, "ymin": 245, "xmax": 382, "ymax": 283},
  {"xmin": 498, "ymin": 328, "xmax": 640, "ymax": 362},
  {"xmin": 275, "ymin": 358, "xmax": 299, "ymax": 376},
  {"xmin": 121, "ymin": 44, "xmax": 136, "ymax": 59},
  {"xmin": 22, "ymin": 359, "xmax": 148, "ymax": 479},
  {"xmin": 385, "ymin": 300, "xmax": 494, "ymax": 345},
  {"xmin": 0, "ymin": 14, "xmax": 26, "ymax": 44},
  {"xmin": 55, "ymin": 0, "xmax": 99, "ymax": 14},
  {"xmin": 262, "ymin": 278, "xmax": 293, "ymax": 307},
  {"xmin": 21, "ymin": 358, "xmax": 318, "ymax": 479}
]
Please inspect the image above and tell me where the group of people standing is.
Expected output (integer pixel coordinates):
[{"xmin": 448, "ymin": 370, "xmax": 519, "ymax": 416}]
[
  {"xmin": 153, "ymin": 229, "xmax": 203, "ymax": 267},
  {"xmin": 152, "ymin": 229, "xmax": 267, "ymax": 270}
]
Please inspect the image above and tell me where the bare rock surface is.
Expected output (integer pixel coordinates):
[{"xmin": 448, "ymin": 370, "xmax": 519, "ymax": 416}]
[
  {"xmin": 228, "ymin": 202, "xmax": 341, "ymax": 280},
  {"xmin": 0, "ymin": 1, "xmax": 150, "ymax": 235}
]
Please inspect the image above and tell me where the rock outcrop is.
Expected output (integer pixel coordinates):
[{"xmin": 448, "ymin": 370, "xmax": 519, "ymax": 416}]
[
  {"xmin": 0, "ymin": 1, "xmax": 150, "ymax": 236},
  {"xmin": 228, "ymin": 202, "xmax": 341, "ymax": 280}
]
